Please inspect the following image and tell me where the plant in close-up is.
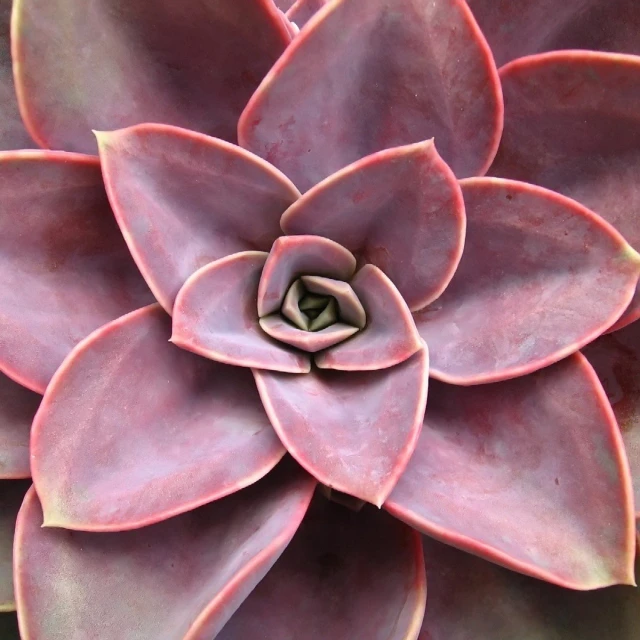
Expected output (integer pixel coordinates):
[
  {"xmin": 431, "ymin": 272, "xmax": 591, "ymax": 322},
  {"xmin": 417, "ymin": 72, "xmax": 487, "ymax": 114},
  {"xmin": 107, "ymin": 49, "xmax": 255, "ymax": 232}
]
[{"xmin": 0, "ymin": 0, "xmax": 639, "ymax": 638}]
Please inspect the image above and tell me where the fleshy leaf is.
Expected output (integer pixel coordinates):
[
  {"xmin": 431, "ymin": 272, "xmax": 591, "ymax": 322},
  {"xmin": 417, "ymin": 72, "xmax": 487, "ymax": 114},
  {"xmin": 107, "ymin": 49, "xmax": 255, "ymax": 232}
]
[
  {"xmin": 419, "ymin": 534, "xmax": 640, "ymax": 640},
  {"xmin": 15, "ymin": 465, "xmax": 316, "ymax": 639},
  {"xmin": 97, "ymin": 124, "xmax": 300, "ymax": 313},
  {"xmin": 286, "ymin": 0, "xmax": 326, "ymax": 28},
  {"xmin": 316, "ymin": 266, "xmax": 423, "ymax": 371},
  {"xmin": 0, "ymin": 372, "xmax": 40, "ymax": 479},
  {"xmin": 281, "ymin": 140, "xmax": 465, "ymax": 310},
  {"xmin": 492, "ymin": 52, "xmax": 640, "ymax": 330},
  {"xmin": 467, "ymin": 0, "xmax": 640, "ymax": 67},
  {"xmin": 583, "ymin": 321, "xmax": 640, "ymax": 517},
  {"xmin": 239, "ymin": 0, "xmax": 503, "ymax": 191},
  {"xmin": 173, "ymin": 252, "xmax": 310, "ymax": 374},
  {"xmin": 386, "ymin": 354, "xmax": 636, "ymax": 589},
  {"xmin": 0, "ymin": 1, "xmax": 33, "ymax": 149},
  {"xmin": 12, "ymin": 0, "xmax": 291, "ymax": 153},
  {"xmin": 414, "ymin": 178, "xmax": 640, "ymax": 385},
  {"xmin": 257, "ymin": 235, "xmax": 356, "ymax": 317},
  {"xmin": 0, "ymin": 481, "xmax": 29, "ymax": 611},
  {"xmin": 254, "ymin": 347, "xmax": 429, "ymax": 506},
  {"xmin": 219, "ymin": 497, "xmax": 426, "ymax": 640},
  {"xmin": 0, "ymin": 151, "xmax": 152, "ymax": 393},
  {"xmin": 301, "ymin": 276, "xmax": 365, "ymax": 328},
  {"xmin": 281, "ymin": 279, "xmax": 309, "ymax": 329},
  {"xmin": 259, "ymin": 316, "xmax": 358, "ymax": 353},
  {"xmin": 32, "ymin": 304, "xmax": 288, "ymax": 531}
]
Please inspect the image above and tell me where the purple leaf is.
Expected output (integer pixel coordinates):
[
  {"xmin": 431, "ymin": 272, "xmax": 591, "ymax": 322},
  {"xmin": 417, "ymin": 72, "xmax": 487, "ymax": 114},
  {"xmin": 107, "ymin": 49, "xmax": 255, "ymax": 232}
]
[
  {"xmin": 257, "ymin": 235, "xmax": 356, "ymax": 317},
  {"xmin": 583, "ymin": 320, "xmax": 640, "ymax": 517},
  {"xmin": 259, "ymin": 316, "xmax": 358, "ymax": 353},
  {"xmin": 419, "ymin": 533, "xmax": 640, "ymax": 640},
  {"xmin": 467, "ymin": 0, "xmax": 640, "ymax": 67},
  {"xmin": 219, "ymin": 497, "xmax": 426, "ymax": 640},
  {"xmin": 238, "ymin": 0, "xmax": 503, "ymax": 191},
  {"xmin": 316, "ymin": 266, "xmax": 423, "ymax": 371},
  {"xmin": 12, "ymin": 0, "xmax": 291, "ymax": 153},
  {"xmin": 386, "ymin": 354, "xmax": 636, "ymax": 589},
  {"xmin": 492, "ymin": 51, "xmax": 640, "ymax": 330},
  {"xmin": 97, "ymin": 124, "xmax": 300, "ymax": 313},
  {"xmin": 281, "ymin": 140, "xmax": 465, "ymax": 310},
  {"xmin": 14, "ymin": 464, "xmax": 315, "ymax": 639},
  {"xmin": 254, "ymin": 347, "xmax": 429, "ymax": 506},
  {"xmin": 32, "ymin": 304, "xmax": 288, "ymax": 531},
  {"xmin": 0, "ymin": 151, "xmax": 153, "ymax": 393},
  {"xmin": 414, "ymin": 178, "xmax": 640, "ymax": 385},
  {"xmin": 173, "ymin": 252, "xmax": 310, "ymax": 373}
]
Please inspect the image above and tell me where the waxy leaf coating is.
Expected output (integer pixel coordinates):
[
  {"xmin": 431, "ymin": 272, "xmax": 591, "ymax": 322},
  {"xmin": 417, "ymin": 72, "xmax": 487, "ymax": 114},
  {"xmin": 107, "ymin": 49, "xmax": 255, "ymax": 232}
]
[
  {"xmin": 316, "ymin": 265, "xmax": 423, "ymax": 371},
  {"xmin": 255, "ymin": 347, "xmax": 429, "ymax": 506},
  {"xmin": 15, "ymin": 465, "xmax": 316, "ymax": 640},
  {"xmin": 419, "ymin": 534, "xmax": 640, "ymax": 640},
  {"xmin": 281, "ymin": 140, "xmax": 466, "ymax": 310},
  {"xmin": 583, "ymin": 320, "xmax": 640, "ymax": 517},
  {"xmin": 98, "ymin": 124, "xmax": 300, "ymax": 313},
  {"xmin": 386, "ymin": 354, "xmax": 635, "ymax": 589},
  {"xmin": 173, "ymin": 252, "xmax": 311, "ymax": 373},
  {"xmin": 467, "ymin": 0, "xmax": 640, "ymax": 67},
  {"xmin": 259, "ymin": 316, "xmax": 359, "ymax": 353},
  {"xmin": 0, "ymin": 151, "xmax": 152, "ymax": 393},
  {"xmin": 13, "ymin": 0, "xmax": 291, "ymax": 152},
  {"xmin": 32, "ymin": 305, "xmax": 287, "ymax": 531},
  {"xmin": 219, "ymin": 497, "xmax": 426, "ymax": 640},
  {"xmin": 492, "ymin": 52, "xmax": 640, "ymax": 330},
  {"xmin": 257, "ymin": 235, "xmax": 356, "ymax": 317},
  {"xmin": 415, "ymin": 178, "xmax": 640, "ymax": 385},
  {"xmin": 239, "ymin": 0, "xmax": 503, "ymax": 191}
]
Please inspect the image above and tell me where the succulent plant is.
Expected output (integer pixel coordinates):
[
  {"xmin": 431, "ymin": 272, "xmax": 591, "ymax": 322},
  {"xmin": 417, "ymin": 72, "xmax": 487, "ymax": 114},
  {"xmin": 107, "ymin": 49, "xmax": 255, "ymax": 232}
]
[{"xmin": 0, "ymin": 0, "xmax": 638, "ymax": 638}]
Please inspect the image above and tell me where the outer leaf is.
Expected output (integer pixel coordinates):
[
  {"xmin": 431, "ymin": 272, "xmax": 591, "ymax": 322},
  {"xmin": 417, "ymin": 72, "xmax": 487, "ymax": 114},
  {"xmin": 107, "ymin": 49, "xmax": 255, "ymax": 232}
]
[
  {"xmin": 32, "ymin": 304, "xmax": 287, "ymax": 531},
  {"xmin": 419, "ymin": 534, "xmax": 640, "ymax": 640},
  {"xmin": 239, "ymin": 0, "xmax": 503, "ymax": 191},
  {"xmin": 281, "ymin": 140, "xmax": 465, "ymax": 310},
  {"xmin": 286, "ymin": 0, "xmax": 326, "ymax": 28},
  {"xmin": 0, "ymin": 151, "xmax": 152, "ymax": 393},
  {"xmin": 257, "ymin": 235, "xmax": 356, "ymax": 317},
  {"xmin": 173, "ymin": 252, "xmax": 310, "ymax": 373},
  {"xmin": 97, "ymin": 124, "xmax": 300, "ymax": 313},
  {"xmin": 12, "ymin": 0, "xmax": 291, "ymax": 153},
  {"xmin": 467, "ymin": 0, "xmax": 640, "ymax": 67},
  {"xmin": 316, "ymin": 266, "xmax": 423, "ymax": 371},
  {"xmin": 414, "ymin": 178, "xmax": 640, "ymax": 385},
  {"xmin": 254, "ymin": 347, "xmax": 429, "ymax": 506},
  {"xmin": 219, "ymin": 497, "xmax": 426, "ymax": 640},
  {"xmin": 386, "ymin": 354, "xmax": 636, "ymax": 589},
  {"xmin": 0, "ymin": 1, "xmax": 33, "ymax": 149},
  {"xmin": 492, "ymin": 52, "xmax": 640, "ymax": 330},
  {"xmin": 0, "ymin": 481, "xmax": 29, "ymax": 611},
  {"xmin": 15, "ymin": 465, "xmax": 316, "ymax": 640},
  {"xmin": 0, "ymin": 373, "xmax": 39, "ymax": 479},
  {"xmin": 583, "ymin": 321, "xmax": 640, "ymax": 517}
]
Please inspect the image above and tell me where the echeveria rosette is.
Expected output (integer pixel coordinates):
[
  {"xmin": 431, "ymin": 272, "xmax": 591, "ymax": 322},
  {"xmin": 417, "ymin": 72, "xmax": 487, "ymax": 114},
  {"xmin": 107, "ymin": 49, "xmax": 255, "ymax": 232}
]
[{"xmin": 0, "ymin": 0, "xmax": 639, "ymax": 639}]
